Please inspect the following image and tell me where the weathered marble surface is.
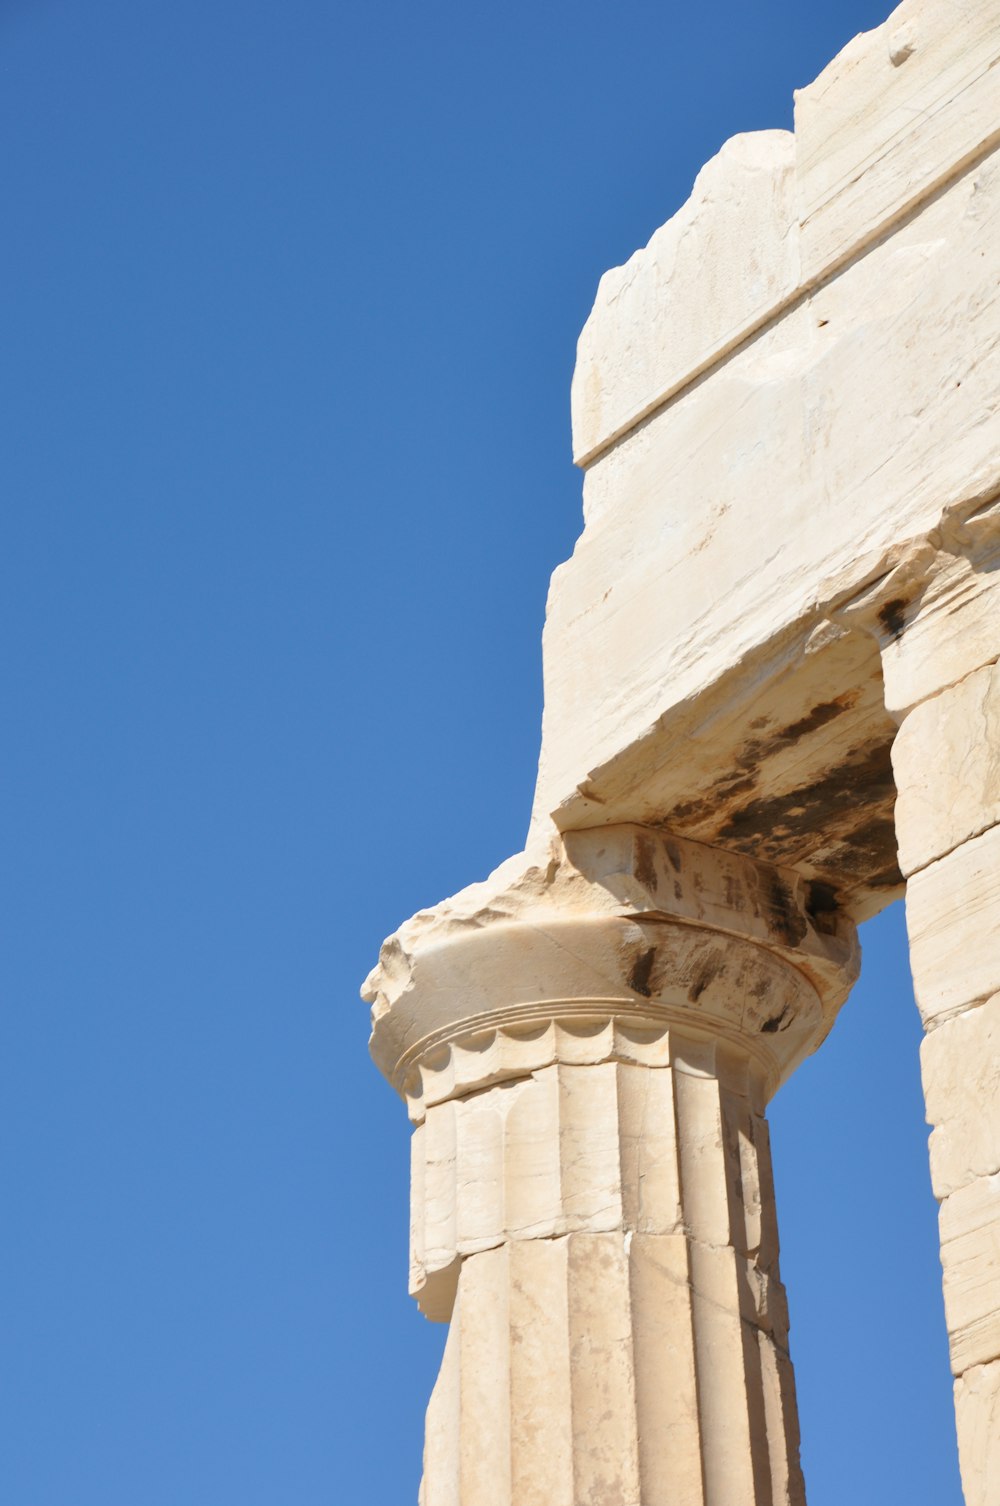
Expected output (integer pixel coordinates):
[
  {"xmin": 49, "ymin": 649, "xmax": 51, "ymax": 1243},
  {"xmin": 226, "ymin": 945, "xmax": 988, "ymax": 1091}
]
[
  {"xmin": 893, "ymin": 658, "xmax": 1000, "ymax": 878},
  {"xmin": 906, "ymin": 826, "xmax": 1000, "ymax": 1028},
  {"xmin": 922, "ymin": 995, "xmax": 1000, "ymax": 1202},
  {"xmin": 571, "ymin": 130, "xmax": 800, "ymax": 467},
  {"xmin": 795, "ymin": 0, "xmax": 1000, "ymax": 278},
  {"xmin": 956, "ymin": 1357, "xmax": 1000, "ymax": 1506}
]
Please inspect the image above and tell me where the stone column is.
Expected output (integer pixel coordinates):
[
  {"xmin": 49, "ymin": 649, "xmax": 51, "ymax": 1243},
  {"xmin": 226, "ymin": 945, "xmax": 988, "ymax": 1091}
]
[
  {"xmin": 842, "ymin": 505, "xmax": 1000, "ymax": 1506},
  {"xmin": 364, "ymin": 826, "xmax": 858, "ymax": 1505}
]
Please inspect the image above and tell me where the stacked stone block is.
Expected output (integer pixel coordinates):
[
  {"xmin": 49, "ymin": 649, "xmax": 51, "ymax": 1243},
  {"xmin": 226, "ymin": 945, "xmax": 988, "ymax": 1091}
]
[{"xmin": 880, "ymin": 535, "xmax": 1000, "ymax": 1506}]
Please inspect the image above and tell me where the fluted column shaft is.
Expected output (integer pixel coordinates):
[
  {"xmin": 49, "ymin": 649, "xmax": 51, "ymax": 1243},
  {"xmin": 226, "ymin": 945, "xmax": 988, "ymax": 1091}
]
[
  {"xmin": 418, "ymin": 1042, "xmax": 801, "ymax": 1506},
  {"xmin": 364, "ymin": 826, "xmax": 858, "ymax": 1506}
]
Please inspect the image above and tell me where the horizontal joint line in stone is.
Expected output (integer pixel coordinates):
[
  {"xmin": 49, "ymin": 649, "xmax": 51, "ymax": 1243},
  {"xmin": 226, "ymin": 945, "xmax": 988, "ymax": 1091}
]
[{"xmin": 576, "ymin": 128, "xmax": 1000, "ymax": 469}]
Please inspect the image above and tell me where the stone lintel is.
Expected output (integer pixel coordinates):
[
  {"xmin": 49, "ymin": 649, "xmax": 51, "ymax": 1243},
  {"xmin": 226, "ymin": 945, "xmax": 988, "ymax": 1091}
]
[{"xmin": 573, "ymin": 0, "xmax": 1000, "ymax": 468}]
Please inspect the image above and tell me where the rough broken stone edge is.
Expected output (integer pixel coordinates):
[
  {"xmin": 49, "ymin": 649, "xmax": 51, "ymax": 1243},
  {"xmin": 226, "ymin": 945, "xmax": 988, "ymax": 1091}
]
[{"xmin": 573, "ymin": 99, "xmax": 1000, "ymax": 466}]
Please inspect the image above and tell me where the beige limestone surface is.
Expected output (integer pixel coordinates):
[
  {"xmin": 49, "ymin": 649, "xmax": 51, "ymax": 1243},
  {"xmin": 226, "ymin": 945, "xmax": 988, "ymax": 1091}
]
[
  {"xmin": 571, "ymin": 131, "xmax": 800, "ymax": 466},
  {"xmin": 922, "ymin": 995, "xmax": 1000, "ymax": 1201},
  {"xmin": 794, "ymin": 0, "xmax": 1000, "ymax": 278},
  {"xmin": 955, "ymin": 1359, "xmax": 1000, "ymax": 1506},
  {"xmin": 905, "ymin": 823, "xmax": 1000, "ymax": 1028},
  {"xmin": 873, "ymin": 533, "xmax": 1000, "ymax": 719},
  {"xmin": 892, "ymin": 660, "xmax": 1000, "ymax": 878},
  {"xmin": 940, "ymin": 1173, "xmax": 1000, "ymax": 1377}
]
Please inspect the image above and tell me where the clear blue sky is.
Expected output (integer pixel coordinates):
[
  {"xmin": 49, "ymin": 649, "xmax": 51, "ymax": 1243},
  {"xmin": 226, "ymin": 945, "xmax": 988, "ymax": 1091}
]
[{"xmin": 2, "ymin": 1, "xmax": 962, "ymax": 1502}]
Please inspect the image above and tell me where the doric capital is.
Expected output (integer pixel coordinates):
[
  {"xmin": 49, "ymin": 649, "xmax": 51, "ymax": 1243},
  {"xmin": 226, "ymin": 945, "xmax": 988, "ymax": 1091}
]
[{"xmin": 363, "ymin": 825, "xmax": 858, "ymax": 1119}]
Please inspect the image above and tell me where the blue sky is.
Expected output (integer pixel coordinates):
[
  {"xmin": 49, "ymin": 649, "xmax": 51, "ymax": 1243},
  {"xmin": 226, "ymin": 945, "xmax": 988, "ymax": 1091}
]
[{"xmin": 2, "ymin": 1, "xmax": 962, "ymax": 1501}]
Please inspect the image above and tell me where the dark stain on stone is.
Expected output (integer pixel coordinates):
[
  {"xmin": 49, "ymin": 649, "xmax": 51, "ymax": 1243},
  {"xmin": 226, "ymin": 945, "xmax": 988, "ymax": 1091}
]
[
  {"xmin": 628, "ymin": 947, "xmax": 657, "ymax": 998},
  {"xmin": 854, "ymin": 819, "xmax": 900, "ymax": 868},
  {"xmin": 633, "ymin": 833, "xmax": 658, "ymax": 893},
  {"xmin": 806, "ymin": 880, "xmax": 839, "ymax": 934},
  {"xmin": 715, "ymin": 772, "xmax": 758, "ymax": 798},
  {"xmin": 665, "ymin": 840, "xmax": 682, "ymax": 873},
  {"xmin": 758, "ymin": 869, "xmax": 807, "ymax": 948},
  {"xmin": 668, "ymin": 774, "xmax": 756, "ymax": 824},
  {"xmin": 736, "ymin": 692, "xmax": 858, "ymax": 768},
  {"xmin": 879, "ymin": 597, "xmax": 908, "ymax": 640},
  {"xmin": 657, "ymin": 690, "xmax": 902, "ymax": 906},
  {"xmin": 811, "ymin": 816, "xmax": 902, "ymax": 889},
  {"xmin": 663, "ymin": 694, "xmax": 859, "ymax": 832},
  {"xmin": 688, "ymin": 954, "xmax": 721, "ymax": 1003},
  {"xmin": 716, "ymin": 741, "xmax": 896, "ymax": 854},
  {"xmin": 674, "ymin": 880, "xmax": 683, "ymax": 901},
  {"xmin": 772, "ymin": 697, "xmax": 856, "ymax": 744},
  {"xmin": 761, "ymin": 1004, "xmax": 793, "ymax": 1034}
]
